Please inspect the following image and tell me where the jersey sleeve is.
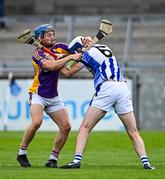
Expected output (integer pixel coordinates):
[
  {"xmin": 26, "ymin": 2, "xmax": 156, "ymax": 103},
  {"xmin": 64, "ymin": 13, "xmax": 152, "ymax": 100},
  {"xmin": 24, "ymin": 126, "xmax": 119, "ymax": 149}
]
[
  {"xmin": 32, "ymin": 49, "xmax": 46, "ymax": 67},
  {"xmin": 53, "ymin": 43, "xmax": 70, "ymax": 55},
  {"xmin": 68, "ymin": 36, "xmax": 84, "ymax": 53}
]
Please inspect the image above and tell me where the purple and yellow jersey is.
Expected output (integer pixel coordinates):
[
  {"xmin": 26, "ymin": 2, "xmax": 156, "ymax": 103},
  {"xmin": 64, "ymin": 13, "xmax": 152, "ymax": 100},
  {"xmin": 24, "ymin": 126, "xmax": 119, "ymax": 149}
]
[{"xmin": 29, "ymin": 42, "xmax": 69, "ymax": 98}]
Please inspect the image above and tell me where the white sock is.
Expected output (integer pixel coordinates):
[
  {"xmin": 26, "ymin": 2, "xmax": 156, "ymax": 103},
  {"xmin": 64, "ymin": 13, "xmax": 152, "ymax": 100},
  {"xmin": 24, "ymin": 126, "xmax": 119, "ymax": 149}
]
[
  {"xmin": 49, "ymin": 150, "xmax": 59, "ymax": 161},
  {"xmin": 19, "ymin": 148, "xmax": 27, "ymax": 155},
  {"xmin": 49, "ymin": 154, "xmax": 58, "ymax": 161},
  {"xmin": 73, "ymin": 153, "xmax": 82, "ymax": 163},
  {"xmin": 140, "ymin": 155, "xmax": 150, "ymax": 166}
]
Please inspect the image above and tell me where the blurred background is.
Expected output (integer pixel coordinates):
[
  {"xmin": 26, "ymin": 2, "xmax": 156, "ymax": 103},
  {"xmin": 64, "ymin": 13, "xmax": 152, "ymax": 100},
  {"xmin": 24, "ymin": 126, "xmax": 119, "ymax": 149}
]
[{"xmin": 0, "ymin": 0, "xmax": 165, "ymax": 131}]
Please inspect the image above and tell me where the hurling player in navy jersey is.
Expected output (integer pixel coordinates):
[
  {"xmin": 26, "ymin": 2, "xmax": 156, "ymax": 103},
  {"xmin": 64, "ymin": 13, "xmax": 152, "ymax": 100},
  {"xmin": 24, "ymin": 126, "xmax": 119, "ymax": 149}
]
[{"xmin": 60, "ymin": 36, "xmax": 155, "ymax": 170}]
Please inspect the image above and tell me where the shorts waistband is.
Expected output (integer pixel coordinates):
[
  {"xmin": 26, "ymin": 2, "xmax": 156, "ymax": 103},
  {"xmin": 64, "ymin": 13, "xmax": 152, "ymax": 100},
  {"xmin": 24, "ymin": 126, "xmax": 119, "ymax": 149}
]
[{"xmin": 108, "ymin": 78, "xmax": 116, "ymax": 82}]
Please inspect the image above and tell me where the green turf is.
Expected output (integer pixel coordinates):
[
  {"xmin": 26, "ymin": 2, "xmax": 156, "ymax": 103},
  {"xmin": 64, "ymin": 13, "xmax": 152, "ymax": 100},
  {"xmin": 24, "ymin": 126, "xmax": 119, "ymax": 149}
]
[{"xmin": 0, "ymin": 131, "xmax": 164, "ymax": 179}]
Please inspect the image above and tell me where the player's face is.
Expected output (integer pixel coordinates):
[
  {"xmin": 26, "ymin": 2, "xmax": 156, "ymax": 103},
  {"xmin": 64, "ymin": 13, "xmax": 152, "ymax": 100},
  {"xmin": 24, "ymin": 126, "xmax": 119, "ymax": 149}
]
[
  {"xmin": 41, "ymin": 31, "xmax": 56, "ymax": 47},
  {"xmin": 83, "ymin": 36, "xmax": 92, "ymax": 48}
]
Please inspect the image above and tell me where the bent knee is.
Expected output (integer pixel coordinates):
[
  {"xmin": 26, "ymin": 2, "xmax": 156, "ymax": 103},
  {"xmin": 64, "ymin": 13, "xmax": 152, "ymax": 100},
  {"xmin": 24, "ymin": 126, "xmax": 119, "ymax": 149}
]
[
  {"xmin": 32, "ymin": 119, "xmax": 42, "ymax": 129},
  {"xmin": 61, "ymin": 122, "xmax": 71, "ymax": 132},
  {"xmin": 79, "ymin": 123, "xmax": 92, "ymax": 132}
]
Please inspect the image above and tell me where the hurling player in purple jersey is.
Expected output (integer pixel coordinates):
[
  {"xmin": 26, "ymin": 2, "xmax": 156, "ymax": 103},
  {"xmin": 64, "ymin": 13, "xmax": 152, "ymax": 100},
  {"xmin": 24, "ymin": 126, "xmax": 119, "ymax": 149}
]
[{"xmin": 17, "ymin": 24, "xmax": 83, "ymax": 168}]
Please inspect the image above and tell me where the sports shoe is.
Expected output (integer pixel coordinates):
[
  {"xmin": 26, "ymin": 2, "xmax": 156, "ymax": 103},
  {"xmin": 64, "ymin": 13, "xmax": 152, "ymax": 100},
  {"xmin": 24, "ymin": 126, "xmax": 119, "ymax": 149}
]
[
  {"xmin": 45, "ymin": 159, "xmax": 58, "ymax": 168},
  {"xmin": 60, "ymin": 161, "xmax": 81, "ymax": 169},
  {"xmin": 17, "ymin": 154, "xmax": 31, "ymax": 167},
  {"xmin": 144, "ymin": 164, "xmax": 155, "ymax": 170}
]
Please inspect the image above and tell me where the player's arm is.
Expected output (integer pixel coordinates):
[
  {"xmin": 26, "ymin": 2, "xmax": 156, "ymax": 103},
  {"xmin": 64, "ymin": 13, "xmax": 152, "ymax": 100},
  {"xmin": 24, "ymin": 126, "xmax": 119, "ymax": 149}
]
[
  {"xmin": 42, "ymin": 53, "xmax": 81, "ymax": 71},
  {"xmin": 65, "ymin": 36, "xmax": 92, "ymax": 70},
  {"xmin": 60, "ymin": 62, "xmax": 83, "ymax": 77}
]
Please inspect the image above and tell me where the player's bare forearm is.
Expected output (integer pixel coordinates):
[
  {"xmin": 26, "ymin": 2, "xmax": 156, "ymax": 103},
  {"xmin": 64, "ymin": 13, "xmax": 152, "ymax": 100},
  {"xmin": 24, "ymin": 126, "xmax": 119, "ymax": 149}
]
[
  {"xmin": 61, "ymin": 63, "xmax": 83, "ymax": 77},
  {"xmin": 42, "ymin": 54, "xmax": 81, "ymax": 71}
]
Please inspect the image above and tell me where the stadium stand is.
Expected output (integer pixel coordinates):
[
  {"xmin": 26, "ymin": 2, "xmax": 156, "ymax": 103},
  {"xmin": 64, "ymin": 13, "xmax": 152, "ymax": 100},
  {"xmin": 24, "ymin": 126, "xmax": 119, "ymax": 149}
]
[
  {"xmin": 0, "ymin": 15, "xmax": 165, "ymax": 76},
  {"xmin": 4, "ymin": 0, "xmax": 165, "ymax": 15},
  {"xmin": 0, "ymin": 0, "xmax": 165, "ymax": 76}
]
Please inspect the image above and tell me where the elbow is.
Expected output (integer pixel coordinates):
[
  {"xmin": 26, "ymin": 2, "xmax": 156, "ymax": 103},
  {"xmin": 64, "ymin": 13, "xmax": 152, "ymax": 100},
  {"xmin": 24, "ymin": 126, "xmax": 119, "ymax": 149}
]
[
  {"xmin": 47, "ymin": 67, "xmax": 55, "ymax": 71},
  {"xmin": 47, "ymin": 65, "xmax": 59, "ymax": 71},
  {"xmin": 51, "ymin": 67, "xmax": 58, "ymax": 71},
  {"xmin": 61, "ymin": 68, "xmax": 74, "ymax": 77},
  {"xmin": 43, "ymin": 61, "xmax": 60, "ymax": 71},
  {"xmin": 63, "ymin": 71, "xmax": 72, "ymax": 77}
]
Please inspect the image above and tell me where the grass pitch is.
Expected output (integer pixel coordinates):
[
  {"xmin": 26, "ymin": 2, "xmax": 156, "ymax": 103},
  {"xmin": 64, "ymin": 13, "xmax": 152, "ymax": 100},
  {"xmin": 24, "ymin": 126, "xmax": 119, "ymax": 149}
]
[{"xmin": 0, "ymin": 131, "xmax": 164, "ymax": 179}]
